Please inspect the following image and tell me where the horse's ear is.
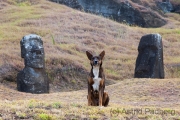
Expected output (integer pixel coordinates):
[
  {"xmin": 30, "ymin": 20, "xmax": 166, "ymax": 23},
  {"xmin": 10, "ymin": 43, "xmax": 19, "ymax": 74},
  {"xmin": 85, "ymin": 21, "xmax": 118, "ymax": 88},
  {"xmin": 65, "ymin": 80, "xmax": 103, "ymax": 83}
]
[
  {"xmin": 99, "ymin": 51, "xmax": 105, "ymax": 60},
  {"xmin": 86, "ymin": 51, "xmax": 93, "ymax": 60}
]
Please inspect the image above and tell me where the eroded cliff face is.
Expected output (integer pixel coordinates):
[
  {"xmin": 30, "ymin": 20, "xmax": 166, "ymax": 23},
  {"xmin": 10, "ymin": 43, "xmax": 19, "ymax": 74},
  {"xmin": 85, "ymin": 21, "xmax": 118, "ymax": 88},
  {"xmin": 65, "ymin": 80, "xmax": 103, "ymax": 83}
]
[
  {"xmin": 51, "ymin": 0, "xmax": 81, "ymax": 9},
  {"xmin": 77, "ymin": 0, "xmax": 146, "ymax": 27},
  {"xmin": 157, "ymin": 0, "xmax": 174, "ymax": 13},
  {"xmin": 171, "ymin": 0, "xmax": 180, "ymax": 14},
  {"xmin": 50, "ymin": 0, "xmax": 179, "ymax": 28}
]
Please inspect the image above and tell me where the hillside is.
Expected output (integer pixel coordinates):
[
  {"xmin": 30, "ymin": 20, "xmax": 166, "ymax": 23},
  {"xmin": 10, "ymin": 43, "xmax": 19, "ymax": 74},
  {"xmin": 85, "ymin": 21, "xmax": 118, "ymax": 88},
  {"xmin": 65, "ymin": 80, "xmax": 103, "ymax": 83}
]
[
  {"xmin": 0, "ymin": 0, "xmax": 180, "ymax": 92},
  {"xmin": 0, "ymin": 0, "xmax": 180, "ymax": 119}
]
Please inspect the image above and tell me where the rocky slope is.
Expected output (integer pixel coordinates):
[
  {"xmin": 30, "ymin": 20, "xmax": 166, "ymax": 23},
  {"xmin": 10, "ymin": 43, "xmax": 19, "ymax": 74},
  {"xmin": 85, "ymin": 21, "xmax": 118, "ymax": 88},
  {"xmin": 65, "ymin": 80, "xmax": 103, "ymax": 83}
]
[{"xmin": 50, "ymin": 0, "xmax": 180, "ymax": 27}]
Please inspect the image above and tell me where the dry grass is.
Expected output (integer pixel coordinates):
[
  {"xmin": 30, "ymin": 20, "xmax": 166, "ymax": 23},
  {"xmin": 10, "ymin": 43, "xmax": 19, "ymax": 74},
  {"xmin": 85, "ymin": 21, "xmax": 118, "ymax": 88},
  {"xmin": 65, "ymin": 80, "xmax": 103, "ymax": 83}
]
[
  {"xmin": 0, "ymin": 0, "xmax": 180, "ymax": 119},
  {"xmin": 171, "ymin": 0, "xmax": 180, "ymax": 5},
  {"xmin": 0, "ymin": 78, "xmax": 180, "ymax": 119}
]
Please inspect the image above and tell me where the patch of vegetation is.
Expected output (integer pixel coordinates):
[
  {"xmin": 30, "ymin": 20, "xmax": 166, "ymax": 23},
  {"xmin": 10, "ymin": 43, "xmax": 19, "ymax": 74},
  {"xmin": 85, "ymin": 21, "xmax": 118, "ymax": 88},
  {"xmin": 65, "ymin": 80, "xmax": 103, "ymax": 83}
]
[
  {"xmin": 35, "ymin": 113, "xmax": 56, "ymax": 120},
  {"xmin": 51, "ymin": 102, "xmax": 62, "ymax": 109},
  {"xmin": 15, "ymin": 0, "xmax": 31, "ymax": 6}
]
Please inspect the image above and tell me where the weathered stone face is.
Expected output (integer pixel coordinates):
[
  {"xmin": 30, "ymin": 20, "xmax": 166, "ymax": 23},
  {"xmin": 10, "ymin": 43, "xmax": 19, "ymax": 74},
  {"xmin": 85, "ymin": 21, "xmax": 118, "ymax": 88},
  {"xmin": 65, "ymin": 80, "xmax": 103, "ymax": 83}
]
[
  {"xmin": 134, "ymin": 34, "xmax": 164, "ymax": 79},
  {"xmin": 21, "ymin": 34, "xmax": 44, "ymax": 68},
  {"xmin": 17, "ymin": 34, "xmax": 49, "ymax": 94}
]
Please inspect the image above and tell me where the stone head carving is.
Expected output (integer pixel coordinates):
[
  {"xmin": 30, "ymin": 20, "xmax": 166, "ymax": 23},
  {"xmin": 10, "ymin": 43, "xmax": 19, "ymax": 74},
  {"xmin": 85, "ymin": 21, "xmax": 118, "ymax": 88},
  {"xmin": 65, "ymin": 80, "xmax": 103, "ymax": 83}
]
[
  {"xmin": 17, "ymin": 34, "xmax": 49, "ymax": 94},
  {"xmin": 20, "ymin": 34, "xmax": 44, "ymax": 68},
  {"xmin": 134, "ymin": 34, "xmax": 164, "ymax": 78}
]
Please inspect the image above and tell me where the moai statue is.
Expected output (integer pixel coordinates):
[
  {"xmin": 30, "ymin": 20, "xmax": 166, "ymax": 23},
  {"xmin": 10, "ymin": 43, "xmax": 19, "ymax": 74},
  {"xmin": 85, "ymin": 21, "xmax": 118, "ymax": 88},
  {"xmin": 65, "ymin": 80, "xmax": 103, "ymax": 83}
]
[
  {"xmin": 134, "ymin": 34, "xmax": 164, "ymax": 79},
  {"xmin": 17, "ymin": 34, "xmax": 49, "ymax": 93}
]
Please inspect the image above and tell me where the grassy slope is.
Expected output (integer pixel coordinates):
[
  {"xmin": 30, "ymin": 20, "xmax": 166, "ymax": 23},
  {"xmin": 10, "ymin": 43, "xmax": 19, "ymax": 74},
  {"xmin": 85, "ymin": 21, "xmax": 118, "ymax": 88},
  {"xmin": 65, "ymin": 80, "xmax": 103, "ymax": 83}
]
[
  {"xmin": 0, "ymin": 78, "xmax": 180, "ymax": 119},
  {"xmin": 0, "ymin": 0, "xmax": 180, "ymax": 119},
  {"xmin": 1, "ymin": 0, "xmax": 180, "ymax": 91}
]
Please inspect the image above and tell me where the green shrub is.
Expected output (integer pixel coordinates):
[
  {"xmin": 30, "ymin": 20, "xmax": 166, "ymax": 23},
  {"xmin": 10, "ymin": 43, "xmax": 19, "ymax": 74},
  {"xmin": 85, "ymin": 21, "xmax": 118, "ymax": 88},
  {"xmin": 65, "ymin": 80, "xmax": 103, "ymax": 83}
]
[{"xmin": 35, "ymin": 113, "xmax": 56, "ymax": 120}]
